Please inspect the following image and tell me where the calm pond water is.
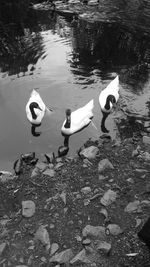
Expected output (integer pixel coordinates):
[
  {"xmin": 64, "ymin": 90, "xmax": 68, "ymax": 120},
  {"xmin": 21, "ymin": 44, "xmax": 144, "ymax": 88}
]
[{"xmin": 0, "ymin": 3, "xmax": 150, "ymax": 171}]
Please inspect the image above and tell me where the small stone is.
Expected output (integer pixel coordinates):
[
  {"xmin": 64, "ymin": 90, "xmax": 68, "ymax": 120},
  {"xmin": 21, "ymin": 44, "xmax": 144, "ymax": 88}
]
[
  {"xmin": 34, "ymin": 225, "xmax": 50, "ymax": 250},
  {"xmin": 70, "ymin": 249, "xmax": 92, "ymax": 264},
  {"xmin": 0, "ymin": 171, "xmax": 14, "ymax": 183},
  {"xmin": 0, "ymin": 242, "xmax": 7, "ymax": 256},
  {"xmin": 82, "ymin": 225, "xmax": 106, "ymax": 240},
  {"xmin": 41, "ymin": 256, "xmax": 47, "ymax": 263},
  {"xmin": 127, "ymin": 178, "xmax": 134, "ymax": 183},
  {"xmin": 60, "ymin": 191, "xmax": 67, "ymax": 205},
  {"xmin": 50, "ymin": 243, "xmax": 59, "ymax": 255},
  {"xmin": 143, "ymin": 136, "xmax": 150, "ymax": 145},
  {"xmin": 79, "ymin": 146, "xmax": 99, "ymax": 160},
  {"xmin": 100, "ymin": 189, "xmax": 117, "ymax": 206},
  {"xmin": 49, "ymin": 248, "xmax": 74, "ymax": 264},
  {"xmin": 124, "ymin": 200, "xmax": 141, "ymax": 213},
  {"xmin": 22, "ymin": 200, "xmax": 35, "ymax": 218},
  {"xmin": 55, "ymin": 162, "xmax": 64, "ymax": 170},
  {"xmin": 82, "ymin": 239, "xmax": 91, "ymax": 245},
  {"xmin": 135, "ymin": 218, "xmax": 142, "ymax": 228},
  {"xmin": 81, "ymin": 187, "xmax": 92, "ymax": 195},
  {"xmin": 98, "ymin": 159, "xmax": 114, "ymax": 174},
  {"xmin": 35, "ymin": 161, "xmax": 47, "ymax": 172},
  {"xmin": 106, "ymin": 224, "xmax": 123, "ymax": 235},
  {"xmin": 43, "ymin": 169, "xmax": 55, "ymax": 177},
  {"xmin": 95, "ymin": 240, "xmax": 111, "ymax": 254},
  {"xmin": 99, "ymin": 175, "xmax": 106, "ymax": 181},
  {"xmin": 49, "ymin": 224, "xmax": 55, "ymax": 229},
  {"xmin": 31, "ymin": 167, "xmax": 39, "ymax": 178}
]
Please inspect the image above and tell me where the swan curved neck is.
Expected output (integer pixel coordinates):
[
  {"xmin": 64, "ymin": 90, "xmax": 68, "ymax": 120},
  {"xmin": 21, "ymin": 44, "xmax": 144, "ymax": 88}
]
[
  {"xmin": 29, "ymin": 102, "xmax": 38, "ymax": 119},
  {"xmin": 64, "ymin": 112, "xmax": 71, "ymax": 129},
  {"xmin": 105, "ymin": 95, "xmax": 115, "ymax": 111}
]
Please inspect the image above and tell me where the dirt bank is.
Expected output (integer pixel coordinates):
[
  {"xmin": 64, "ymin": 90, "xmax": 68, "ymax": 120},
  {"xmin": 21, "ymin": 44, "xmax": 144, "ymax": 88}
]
[{"xmin": 0, "ymin": 133, "xmax": 150, "ymax": 266}]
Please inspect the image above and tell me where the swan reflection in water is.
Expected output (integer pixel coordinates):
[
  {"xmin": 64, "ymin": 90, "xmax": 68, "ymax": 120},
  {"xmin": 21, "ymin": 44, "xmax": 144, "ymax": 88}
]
[
  {"xmin": 31, "ymin": 124, "xmax": 41, "ymax": 137},
  {"xmin": 58, "ymin": 135, "xmax": 70, "ymax": 157},
  {"xmin": 101, "ymin": 112, "xmax": 109, "ymax": 133}
]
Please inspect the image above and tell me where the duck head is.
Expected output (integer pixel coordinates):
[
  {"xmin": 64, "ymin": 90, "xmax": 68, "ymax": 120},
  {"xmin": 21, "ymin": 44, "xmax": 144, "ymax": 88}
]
[
  {"xmin": 105, "ymin": 95, "xmax": 116, "ymax": 111},
  {"xmin": 64, "ymin": 109, "xmax": 71, "ymax": 129},
  {"xmin": 29, "ymin": 102, "xmax": 42, "ymax": 119}
]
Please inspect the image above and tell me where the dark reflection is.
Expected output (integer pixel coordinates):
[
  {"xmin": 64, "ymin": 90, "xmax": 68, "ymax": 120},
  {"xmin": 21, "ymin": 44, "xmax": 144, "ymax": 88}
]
[
  {"xmin": 115, "ymin": 115, "xmax": 144, "ymax": 140},
  {"xmin": 0, "ymin": 7, "xmax": 57, "ymax": 75},
  {"xmin": 69, "ymin": 19, "xmax": 150, "ymax": 87},
  {"xmin": 58, "ymin": 135, "xmax": 70, "ymax": 157},
  {"xmin": 101, "ymin": 112, "xmax": 109, "ymax": 133},
  {"xmin": 31, "ymin": 124, "xmax": 41, "ymax": 137}
]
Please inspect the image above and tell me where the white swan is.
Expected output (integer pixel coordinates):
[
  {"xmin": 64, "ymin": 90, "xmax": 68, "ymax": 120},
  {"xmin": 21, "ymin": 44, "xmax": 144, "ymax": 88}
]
[
  {"xmin": 61, "ymin": 99, "xmax": 94, "ymax": 136},
  {"xmin": 99, "ymin": 76, "xmax": 119, "ymax": 133},
  {"xmin": 99, "ymin": 75, "xmax": 119, "ymax": 113},
  {"xmin": 26, "ymin": 89, "xmax": 50, "ymax": 125}
]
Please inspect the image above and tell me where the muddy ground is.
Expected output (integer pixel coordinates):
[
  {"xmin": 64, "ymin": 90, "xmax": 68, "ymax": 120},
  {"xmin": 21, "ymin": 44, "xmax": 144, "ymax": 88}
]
[{"xmin": 1, "ymin": 132, "xmax": 150, "ymax": 267}]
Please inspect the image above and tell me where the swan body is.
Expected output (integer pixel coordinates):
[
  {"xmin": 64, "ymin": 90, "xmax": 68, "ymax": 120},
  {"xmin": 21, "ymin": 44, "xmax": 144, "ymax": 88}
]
[
  {"xmin": 99, "ymin": 75, "xmax": 119, "ymax": 113},
  {"xmin": 26, "ymin": 89, "xmax": 46, "ymax": 125},
  {"xmin": 61, "ymin": 99, "xmax": 94, "ymax": 136}
]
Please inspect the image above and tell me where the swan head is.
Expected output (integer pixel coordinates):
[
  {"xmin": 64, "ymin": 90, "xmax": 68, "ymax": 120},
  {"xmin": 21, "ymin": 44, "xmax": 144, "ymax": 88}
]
[
  {"xmin": 105, "ymin": 95, "xmax": 116, "ymax": 111},
  {"xmin": 30, "ymin": 102, "xmax": 42, "ymax": 111},
  {"xmin": 64, "ymin": 109, "xmax": 71, "ymax": 129}
]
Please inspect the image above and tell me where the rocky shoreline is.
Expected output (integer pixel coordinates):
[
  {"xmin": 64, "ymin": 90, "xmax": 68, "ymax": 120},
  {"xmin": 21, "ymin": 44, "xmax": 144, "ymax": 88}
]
[{"xmin": 1, "ymin": 131, "xmax": 150, "ymax": 266}]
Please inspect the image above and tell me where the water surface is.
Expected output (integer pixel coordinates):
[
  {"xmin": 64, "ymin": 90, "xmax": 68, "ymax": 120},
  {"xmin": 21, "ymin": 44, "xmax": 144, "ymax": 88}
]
[{"xmin": 0, "ymin": 4, "xmax": 150, "ymax": 170}]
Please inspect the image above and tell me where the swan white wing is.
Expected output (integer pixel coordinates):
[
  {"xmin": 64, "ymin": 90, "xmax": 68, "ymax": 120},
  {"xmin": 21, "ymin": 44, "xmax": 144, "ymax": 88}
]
[
  {"xmin": 103, "ymin": 75, "xmax": 119, "ymax": 95},
  {"xmin": 99, "ymin": 76, "xmax": 119, "ymax": 111},
  {"xmin": 61, "ymin": 99, "xmax": 94, "ymax": 135}
]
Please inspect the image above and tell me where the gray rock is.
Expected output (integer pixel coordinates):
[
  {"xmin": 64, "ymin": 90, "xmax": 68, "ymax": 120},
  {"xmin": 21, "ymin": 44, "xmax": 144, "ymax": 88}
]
[
  {"xmin": 35, "ymin": 161, "xmax": 47, "ymax": 172},
  {"xmin": 98, "ymin": 159, "xmax": 114, "ymax": 174},
  {"xmin": 43, "ymin": 169, "xmax": 55, "ymax": 177},
  {"xmin": 143, "ymin": 136, "xmax": 150, "ymax": 145},
  {"xmin": 60, "ymin": 191, "xmax": 67, "ymax": 205},
  {"xmin": 34, "ymin": 225, "xmax": 50, "ymax": 250},
  {"xmin": 106, "ymin": 224, "xmax": 123, "ymax": 236},
  {"xmin": 0, "ymin": 242, "xmax": 7, "ymax": 256},
  {"xmin": 95, "ymin": 240, "xmax": 111, "ymax": 254},
  {"xmin": 82, "ymin": 225, "xmax": 106, "ymax": 240},
  {"xmin": 99, "ymin": 174, "xmax": 107, "ymax": 181},
  {"xmin": 31, "ymin": 167, "xmax": 39, "ymax": 178},
  {"xmin": 50, "ymin": 243, "xmax": 59, "ymax": 255},
  {"xmin": 100, "ymin": 189, "xmax": 117, "ymax": 206},
  {"xmin": 22, "ymin": 200, "xmax": 35, "ymax": 218},
  {"xmin": 82, "ymin": 239, "xmax": 91, "ymax": 245},
  {"xmin": 79, "ymin": 146, "xmax": 99, "ymax": 160},
  {"xmin": 0, "ymin": 171, "xmax": 14, "ymax": 183},
  {"xmin": 49, "ymin": 248, "xmax": 74, "ymax": 264},
  {"xmin": 138, "ymin": 151, "xmax": 150, "ymax": 161},
  {"xmin": 124, "ymin": 200, "xmax": 141, "ymax": 213},
  {"xmin": 55, "ymin": 162, "xmax": 64, "ymax": 170},
  {"xmin": 81, "ymin": 186, "xmax": 92, "ymax": 195},
  {"xmin": 70, "ymin": 249, "xmax": 92, "ymax": 264}
]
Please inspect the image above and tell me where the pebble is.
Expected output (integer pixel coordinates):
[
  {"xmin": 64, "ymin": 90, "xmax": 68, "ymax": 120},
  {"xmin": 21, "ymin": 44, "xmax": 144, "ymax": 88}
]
[
  {"xmin": 98, "ymin": 158, "xmax": 114, "ymax": 173},
  {"xmin": 49, "ymin": 248, "xmax": 74, "ymax": 264},
  {"xmin": 100, "ymin": 189, "xmax": 117, "ymax": 206},
  {"xmin": 82, "ymin": 225, "xmax": 106, "ymax": 240},
  {"xmin": 22, "ymin": 200, "xmax": 35, "ymax": 218},
  {"xmin": 43, "ymin": 169, "xmax": 55, "ymax": 177},
  {"xmin": 124, "ymin": 200, "xmax": 141, "ymax": 213},
  {"xmin": 34, "ymin": 225, "xmax": 50, "ymax": 250},
  {"xmin": 81, "ymin": 187, "xmax": 92, "ymax": 195}
]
